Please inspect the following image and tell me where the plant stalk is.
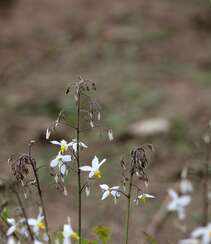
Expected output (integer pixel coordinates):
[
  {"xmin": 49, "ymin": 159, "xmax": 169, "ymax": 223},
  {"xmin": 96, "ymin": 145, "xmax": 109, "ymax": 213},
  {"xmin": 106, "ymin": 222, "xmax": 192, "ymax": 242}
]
[
  {"xmin": 14, "ymin": 188, "xmax": 34, "ymax": 242},
  {"xmin": 125, "ymin": 171, "xmax": 134, "ymax": 244},
  {"xmin": 76, "ymin": 91, "xmax": 82, "ymax": 243}
]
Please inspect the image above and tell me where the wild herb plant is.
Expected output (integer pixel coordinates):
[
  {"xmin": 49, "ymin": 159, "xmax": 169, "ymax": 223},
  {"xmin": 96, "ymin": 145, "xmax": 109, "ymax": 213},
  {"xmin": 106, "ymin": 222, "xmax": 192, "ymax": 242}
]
[
  {"xmin": 0, "ymin": 77, "xmax": 155, "ymax": 244},
  {"xmin": 166, "ymin": 123, "xmax": 211, "ymax": 244}
]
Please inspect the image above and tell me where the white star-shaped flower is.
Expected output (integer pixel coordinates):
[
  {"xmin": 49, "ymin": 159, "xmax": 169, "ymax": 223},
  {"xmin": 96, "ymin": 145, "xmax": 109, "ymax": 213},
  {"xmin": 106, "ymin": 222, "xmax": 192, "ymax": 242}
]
[
  {"xmin": 100, "ymin": 184, "xmax": 120, "ymax": 203},
  {"xmin": 190, "ymin": 223, "xmax": 211, "ymax": 244},
  {"xmin": 63, "ymin": 223, "xmax": 79, "ymax": 244},
  {"xmin": 68, "ymin": 139, "xmax": 87, "ymax": 153},
  {"xmin": 28, "ymin": 210, "xmax": 45, "ymax": 236},
  {"xmin": 50, "ymin": 140, "xmax": 72, "ymax": 154},
  {"xmin": 167, "ymin": 189, "xmax": 191, "ymax": 220},
  {"xmin": 50, "ymin": 152, "xmax": 72, "ymax": 176},
  {"xmin": 6, "ymin": 218, "xmax": 27, "ymax": 238},
  {"xmin": 80, "ymin": 156, "xmax": 106, "ymax": 178},
  {"xmin": 135, "ymin": 193, "xmax": 155, "ymax": 205}
]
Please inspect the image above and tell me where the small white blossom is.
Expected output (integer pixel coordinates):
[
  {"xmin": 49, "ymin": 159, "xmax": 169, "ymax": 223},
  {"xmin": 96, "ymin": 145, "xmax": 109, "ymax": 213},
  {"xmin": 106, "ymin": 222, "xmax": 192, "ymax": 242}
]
[
  {"xmin": 190, "ymin": 223, "xmax": 211, "ymax": 244},
  {"xmin": 108, "ymin": 129, "xmax": 114, "ymax": 141},
  {"xmin": 135, "ymin": 193, "xmax": 155, "ymax": 205},
  {"xmin": 46, "ymin": 128, "xmax": 51, "ymax": 140},
  {"xmin": 50, "ymin": 152, "xmax": 72, "ymax": 176},
  {"xmin": 63, "ymin": 223, "xmax": 79, "ymax": 244},
  {"xmin": 68, "ymin": 139, "xmax": 88, "ymax": 153},
  {"xmin": 85, "ymin": 185, "xmax": 90, "ymax": 197},
  {"xmin": 28, "ymin": 210, "xmax": 45, "ymax": 236},
  {"xmin": 50, "ymin": 140, "xmax": 71, "ymax": 154},
  {"xmin": 180, "ymin": 167, "xmax": 193, "ymax": 194},
  {"xmin": 80, "ymin": 156, "xmax": 106, "ymax": 178},
  {"xmin": 90, "ymin": 120, "xmax": 94, "ymax": 128},
  {"xmin": 100, "ymin": 184, "xmax": 120, "ymax": 203},
  {"xmin": 167, "ymin": 189, "xmax": 191, "ymax": 220}
]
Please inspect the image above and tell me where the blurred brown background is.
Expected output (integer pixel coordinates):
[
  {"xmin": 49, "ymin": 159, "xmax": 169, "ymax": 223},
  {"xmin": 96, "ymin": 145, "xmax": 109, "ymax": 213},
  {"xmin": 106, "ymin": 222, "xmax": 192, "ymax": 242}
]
[{"xmin": 1, "ymin": 0, "xmax": 211, "ymax": 243}]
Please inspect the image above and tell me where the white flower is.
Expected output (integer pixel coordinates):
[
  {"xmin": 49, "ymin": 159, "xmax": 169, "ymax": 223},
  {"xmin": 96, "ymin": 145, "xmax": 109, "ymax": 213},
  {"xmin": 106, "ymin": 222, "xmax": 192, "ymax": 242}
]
[
  {"xmin": 63, "ymin": 224, "xmax": 79, "ymax": 244},
  {"xmin": 190, "ymin": 223, "xmax": 211, "ymax": 244},
  {"xmin": 167, "ymin": 189, "xmax": 191, "ymax": 220},
  {"xmin": 7, "ymin": 219, "xmax": 17, "ymax": 236},
  {"xmin": 46, "ymin": 128, "xmax": 51, "ymax": 140},
  {"xmin": 80, "ymin": 156, "xmax": 106, "ymax": 178},
  {"xmin": 108, "ymin": 129, "xmax": 114, "ymax": 141},
  {"xmin": 100, "ymin": 184, "xmax": 120, "ymax": 203},
  {"xmin": 6, "ymin": 218, "xmax": 28, "ymax": 238},
  {"xmin": 180, "ymin": 179, "xmax": 193, "ymax": 194},
  {"xmin": 180, "ymin": 167, "xmax": 193, "ymax": 194},
  {"xmin": 68, "ymin": 139, "xmax": 87, "ymax": 153},
  {"xmin": 28, "ymin": 210, "xmax": 45, "ymax": 236},
  {"xmin": 50, "ymin": 139, "xmax": 71, "ymax": 154},
  {"xmin": 50, "ymin": 152, "xmax": 72, "ymax": 176},
  {"xmin": 135, "ymin": 193, "xmax": 155, "ymax": 205}
]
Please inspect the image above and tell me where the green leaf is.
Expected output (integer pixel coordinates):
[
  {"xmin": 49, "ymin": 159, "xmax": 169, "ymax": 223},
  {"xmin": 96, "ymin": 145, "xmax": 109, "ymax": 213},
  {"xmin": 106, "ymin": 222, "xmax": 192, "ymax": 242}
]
[
  {"xmin": 53, "ymin": 231, "xmax": 63, "ymax": 244},
  {"xmin": 1, "ymin": 207, "xmax": 10, "ymax": 221},
  {"xmin": 94, "ymin": 225, "xmax": 111, "ymax": 244}
]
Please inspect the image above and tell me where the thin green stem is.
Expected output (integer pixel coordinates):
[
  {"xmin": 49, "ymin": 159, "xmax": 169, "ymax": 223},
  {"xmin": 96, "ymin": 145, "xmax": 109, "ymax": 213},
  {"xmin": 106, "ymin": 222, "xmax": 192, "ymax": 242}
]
[
  {"xmin": 125, "ymin": 171, "xmax": 134, "ymax": 244},
  {"xmin": 76, "ymin": 91, "xmax": 82, "ymax": 243},
  {"xmin": 14, "ymin": 189, "xmax": 34, "ymax": 242},
  {"xmin": 31, "ymin": 163, "xmax": 51, "ymax": 243}
]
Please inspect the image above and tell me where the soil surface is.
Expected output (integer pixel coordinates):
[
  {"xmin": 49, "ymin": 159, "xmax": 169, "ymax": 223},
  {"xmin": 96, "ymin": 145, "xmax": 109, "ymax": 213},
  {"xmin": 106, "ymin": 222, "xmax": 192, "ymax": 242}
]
[{"xmin": 1, "ymin": 0, "xmax": 211, "ymax": 243}]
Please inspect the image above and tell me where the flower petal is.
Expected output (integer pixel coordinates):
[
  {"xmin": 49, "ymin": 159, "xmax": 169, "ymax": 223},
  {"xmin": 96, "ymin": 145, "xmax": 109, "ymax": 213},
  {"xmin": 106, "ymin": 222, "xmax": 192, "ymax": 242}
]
[
  {"xmin": 145, "ymin": 194, "xmax": 155, "ymax": 198},
  {"xmin": 28, "ymin": 218, "xmax": 37, "ymax": 226},
  {"xmin": 60, "ymin": 164, "xmax": 66, "ymax": 175},
  {"xmin": 98, "ymin": 159, "xmax": 106, "ymax": 167},
  {"xmin": 63, "ymin": 224, "xmax": 72, "ymax": 238},
  {"xmin": 88, "ymin": 171, "xmax": 95, "ymax": 178},
  {"xmin": 80, "ymin": 166, "xmax": 92, "ymax": 171},
  {"xmin": 178, "ymin": 195, "xmax": 191, "ymax": 206},
  {"xmin": 111, "ymin": 186, "xmax": 119, "ymax": 190},
  {"xmin": 50, "ymin": 141, "xmax": 61, "ymax": 145},
  {"xmin": 7, "ymin": 226, "xmax": 16, "ymax": 236},
  {"xmin": 92, "ymin": 156, "xmax": 99, "ymax": 169},
  {"xmin": 62, "ymin": 155, "xmax": 72, "ymax": 162},
  {"xmin": 100, "ymin": 184, "xmax": 109, "ymax": 191},
  {"xmin": 80, "ymin": 142, "xmax": 88, "ymax": 148},
  {"xmin": 101, "ymin": 191, "xmax": 110, "ymax": 200},
  {"xmin": 191, "ymin": 227, "xmax": 206, "ymax": 238},
  {"xmin": 168, "ymin": 189, "xmax": 178, "ymax": 199},
  {"xmin": 50, "ymin": 159, "xmax": 59, "ymax": 168}
]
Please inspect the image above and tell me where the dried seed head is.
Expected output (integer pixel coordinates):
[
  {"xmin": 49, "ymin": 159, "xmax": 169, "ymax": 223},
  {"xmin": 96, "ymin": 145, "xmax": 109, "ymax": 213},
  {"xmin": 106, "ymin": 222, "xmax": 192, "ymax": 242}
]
[
  {"xmin": 10, "ymin": 154, "xmax": 36, "ymax": 182},
  {"xmin": 130, "ymin": 146, "xmax": 152, "ymax": 182}
]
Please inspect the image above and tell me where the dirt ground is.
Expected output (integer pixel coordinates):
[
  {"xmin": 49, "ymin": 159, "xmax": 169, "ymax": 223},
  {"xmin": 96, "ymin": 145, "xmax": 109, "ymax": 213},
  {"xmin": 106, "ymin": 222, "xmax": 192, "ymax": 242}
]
[{"xmin": 1, "ymin": 0, "xmax": 211, "ymax": 243}]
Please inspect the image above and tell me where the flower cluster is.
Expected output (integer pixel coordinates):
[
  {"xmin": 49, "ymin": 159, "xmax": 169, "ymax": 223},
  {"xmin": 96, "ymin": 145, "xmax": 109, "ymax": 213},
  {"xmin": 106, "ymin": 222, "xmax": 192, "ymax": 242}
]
[{"xmin": 50, "ymin": 139, "xmax": 87, "ymax": 178}]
